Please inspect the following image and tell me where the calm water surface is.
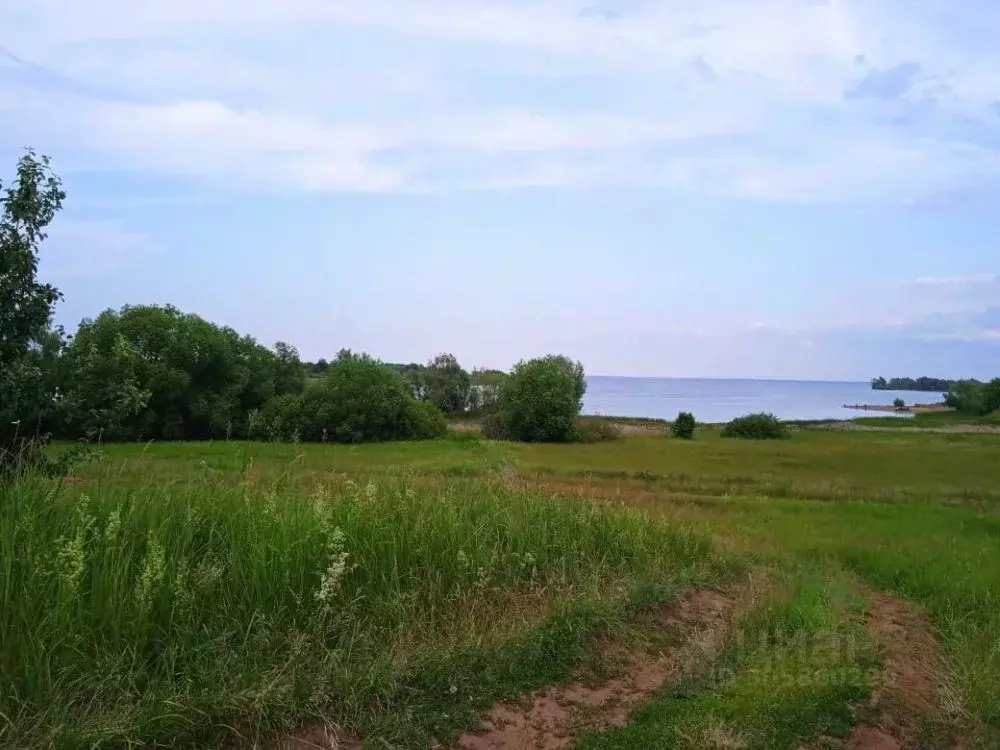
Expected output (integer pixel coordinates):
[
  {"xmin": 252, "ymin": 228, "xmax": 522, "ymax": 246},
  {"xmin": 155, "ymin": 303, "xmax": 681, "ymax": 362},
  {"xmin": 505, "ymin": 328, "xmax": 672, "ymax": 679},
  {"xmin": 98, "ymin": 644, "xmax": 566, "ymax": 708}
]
[{"xmin": 582, "ymin": 377, "xmax": 942, "ymax": 423}]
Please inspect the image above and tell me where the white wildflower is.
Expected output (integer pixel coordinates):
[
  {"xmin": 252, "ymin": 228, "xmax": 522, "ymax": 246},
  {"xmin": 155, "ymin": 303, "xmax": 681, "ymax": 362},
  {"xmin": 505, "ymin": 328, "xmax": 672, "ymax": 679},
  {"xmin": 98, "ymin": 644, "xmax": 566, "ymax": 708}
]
[
  {"xmin": 104, "ymin": 507, "xmax": 122, "ymax": 542},
  {"xmin": 136, "ymin": 533, "xmax": 166, "ymax": 612},
  {"xmin": 314, "ymin": 527, "xmax": 351, "ymax": 611}
]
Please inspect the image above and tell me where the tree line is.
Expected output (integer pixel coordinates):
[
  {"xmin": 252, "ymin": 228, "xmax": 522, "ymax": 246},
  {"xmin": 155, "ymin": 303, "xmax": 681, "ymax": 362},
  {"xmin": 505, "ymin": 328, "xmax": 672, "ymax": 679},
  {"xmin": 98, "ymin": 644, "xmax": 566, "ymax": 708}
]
[
  {"xmin": 1, "ymin": 151, "xmax": 592, "ymax": 468},
  {"xmin": 870, "ymin": 376, "xmax": 956, "ymax": 392},
  {"xmin": 870, "ymin": 376, "xmax": 1000, "ymax": 416}
]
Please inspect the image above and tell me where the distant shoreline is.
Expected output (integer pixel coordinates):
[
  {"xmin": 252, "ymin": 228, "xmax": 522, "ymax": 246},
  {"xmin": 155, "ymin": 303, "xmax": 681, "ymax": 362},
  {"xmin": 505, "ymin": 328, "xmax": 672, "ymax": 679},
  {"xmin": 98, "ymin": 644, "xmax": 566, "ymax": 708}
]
[{"xmin": 842, "ymin": 402, "xmax": 952, "ymax": 415}]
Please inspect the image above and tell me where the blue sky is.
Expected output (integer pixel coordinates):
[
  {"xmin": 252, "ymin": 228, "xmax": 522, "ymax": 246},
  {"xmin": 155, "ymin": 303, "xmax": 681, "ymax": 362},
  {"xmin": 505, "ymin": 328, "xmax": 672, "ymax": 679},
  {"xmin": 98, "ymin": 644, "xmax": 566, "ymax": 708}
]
[{"xmin": 2, "ymin": 0, "xmax": 999, "ymax": 379}]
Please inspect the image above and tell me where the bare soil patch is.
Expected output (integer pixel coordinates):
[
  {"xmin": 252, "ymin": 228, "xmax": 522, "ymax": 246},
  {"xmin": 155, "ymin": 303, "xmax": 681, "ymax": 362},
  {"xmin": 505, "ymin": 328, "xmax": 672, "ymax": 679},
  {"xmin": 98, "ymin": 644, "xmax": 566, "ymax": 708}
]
[
  {"xmin": 844, "ymin": 591, "xmax": 966, "ymax": 750},
  {"xmin": 455, "ymin": 587, "xmax": 746, "ymax": 750}
]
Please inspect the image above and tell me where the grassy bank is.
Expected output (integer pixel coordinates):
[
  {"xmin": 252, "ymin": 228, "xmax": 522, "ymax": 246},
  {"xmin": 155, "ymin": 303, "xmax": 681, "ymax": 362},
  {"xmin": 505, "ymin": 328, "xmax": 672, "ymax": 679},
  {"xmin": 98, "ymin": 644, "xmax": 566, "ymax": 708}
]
[
  {"xmin": 5, "ymin": 427, "xmax": 1000, "ymax": 748},
  {"xmin": 0, "ymin": 469, "xmax": 725, "ymax": 748}
]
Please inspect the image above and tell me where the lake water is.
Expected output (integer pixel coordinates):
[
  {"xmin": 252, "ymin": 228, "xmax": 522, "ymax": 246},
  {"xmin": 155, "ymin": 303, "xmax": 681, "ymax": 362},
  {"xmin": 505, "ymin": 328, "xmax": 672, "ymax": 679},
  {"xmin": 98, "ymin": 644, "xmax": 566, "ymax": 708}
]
[{"xmin": 582, "ymin": 377, "xmax": 942, "ymax": 423}]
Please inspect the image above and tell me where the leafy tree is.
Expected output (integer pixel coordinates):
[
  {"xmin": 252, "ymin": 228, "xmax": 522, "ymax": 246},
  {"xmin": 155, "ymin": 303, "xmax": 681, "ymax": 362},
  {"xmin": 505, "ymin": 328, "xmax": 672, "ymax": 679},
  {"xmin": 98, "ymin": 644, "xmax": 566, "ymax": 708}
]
[
  {"xmin": 893, "ymin": 398, "xmax": 905, "ymax": 409},
  {"xmin": 0, "ymin": 150, "xmax": 65, "ymax": 470},
  {"xmin": 497, "ymin": 356, "xmax": 584, "ymax": 442},
  {"xmin": 297, "ymin": 350, "xmax": 446, "ymax": 443},
  {"xmin": 541, "ymin": 354, "xmax": 587, "ymax": 407},
  {"xmin": 61, "ymin": 305, "xmax": 302, "ymax": 440},
  {"xmin": 945, "ymin": 378, "xmax": 1000, "ymax": 416},
  {"xmin": 872, "ymin": 376, "xmax": 955, "ymax": 392},
  {"xmin": 61, "ymin": 334, "xmax": 151, "ymax": 440},
  {"xmin": 273, "ymin": 341, "xmax": 307, "ymax": 396},
  {"xmin": 423, "ymin": 353, "xmax": 471, "ymax": 414},
  {"xmin": 672, "ymin": 411, "xmax": 696, "ymax": 439}
]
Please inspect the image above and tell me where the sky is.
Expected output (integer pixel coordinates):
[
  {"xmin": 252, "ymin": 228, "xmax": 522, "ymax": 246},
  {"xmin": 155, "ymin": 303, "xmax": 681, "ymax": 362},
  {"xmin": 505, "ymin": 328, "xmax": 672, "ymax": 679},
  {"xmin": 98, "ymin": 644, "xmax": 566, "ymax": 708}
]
[{"xmin": 2, "ymin": 0, "xmax": 999, "ymax": 380}]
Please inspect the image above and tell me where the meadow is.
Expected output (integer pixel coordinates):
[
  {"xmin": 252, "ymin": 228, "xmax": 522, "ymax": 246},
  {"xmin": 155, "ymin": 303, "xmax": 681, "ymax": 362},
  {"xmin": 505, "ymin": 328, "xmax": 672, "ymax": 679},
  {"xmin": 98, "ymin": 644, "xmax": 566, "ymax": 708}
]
[{"xmin": 2, "ymin": 427, "xmax": 1000, "ymax": 749}]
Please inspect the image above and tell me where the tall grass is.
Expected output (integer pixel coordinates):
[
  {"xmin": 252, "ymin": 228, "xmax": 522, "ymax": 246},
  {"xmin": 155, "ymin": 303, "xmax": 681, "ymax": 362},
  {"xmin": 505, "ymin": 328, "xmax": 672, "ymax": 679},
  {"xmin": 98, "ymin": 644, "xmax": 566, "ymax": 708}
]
[{"xmin": 0, "ymin": 471, "xmax": 722, "ymax": 748}]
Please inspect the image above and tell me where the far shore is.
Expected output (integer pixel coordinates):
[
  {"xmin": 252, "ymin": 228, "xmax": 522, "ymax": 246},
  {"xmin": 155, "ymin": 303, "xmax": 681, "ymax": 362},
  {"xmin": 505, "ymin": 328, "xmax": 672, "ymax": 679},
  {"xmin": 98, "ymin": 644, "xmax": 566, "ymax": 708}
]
[{"xmin": 842, "ymin": 402, "xmax": 952, "ymax": 415}]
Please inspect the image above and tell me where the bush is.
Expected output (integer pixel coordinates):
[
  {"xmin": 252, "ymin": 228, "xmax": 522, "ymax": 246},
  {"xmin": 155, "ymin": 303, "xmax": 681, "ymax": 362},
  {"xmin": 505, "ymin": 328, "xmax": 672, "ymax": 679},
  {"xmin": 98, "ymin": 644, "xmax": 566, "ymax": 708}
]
[
  {"xmin": 496, "ymin": 356, "xmax": 585, "ymax": 442},
  {"xmin": 672, "ymin": 412, "xmax": 696, "ymax": 439},
  {"xmin": 721, "ymin": 412, "xmax": 789, "ymax": 440},
  {"xmin": 893, "ymin": 398, "xmax": 905, "ymax": 409},
  {"xmin": 573, "ymin": 418, "xmax": 620, "ymax": 443},
  {"xmin": 404, "ymin": 397, "xmax": 449, "ymax": 440},
  {"xmin": 296, "ymin": 351, "xmax": 446, "ymax": 443},
  {"xmin": 248, "ymin": 351, "xmax": 446, "ymax": 444},
  {"xmin": 248, "ymin": 393, "xmax": 305, "ymax": 441}
]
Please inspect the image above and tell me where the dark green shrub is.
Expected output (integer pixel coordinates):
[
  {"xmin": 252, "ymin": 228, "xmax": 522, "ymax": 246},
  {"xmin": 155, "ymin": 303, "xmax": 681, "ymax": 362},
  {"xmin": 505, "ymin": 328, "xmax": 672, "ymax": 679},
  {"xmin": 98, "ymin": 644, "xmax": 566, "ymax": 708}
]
[
  {"xmin": 573, "ymin": 418, "xmax": 620, "ymax": 443},
  {"xmin": 721, "ymin": 412, "xmax": 789, "ymax": 440},
  {"xmin": 297, "ymin": 351, "xmax": 445, "ymax": 443},
  {"xmin": 893, "ymin": 398, "xmax": 905, "ymax": 409},
  {"xmin": 404, "ymin": 397, "xmax": 449, "ymax": 439},
  {"xmin": 248, "ymin": 393, "xmax": 305, "ymax": 441},
  {"xmin": 496, "ymin": 356, "xmax": 585, "ymax": 442},
  {"xmin": 672, "ymin": 411, "xmax": 696, "ymax": 439}
]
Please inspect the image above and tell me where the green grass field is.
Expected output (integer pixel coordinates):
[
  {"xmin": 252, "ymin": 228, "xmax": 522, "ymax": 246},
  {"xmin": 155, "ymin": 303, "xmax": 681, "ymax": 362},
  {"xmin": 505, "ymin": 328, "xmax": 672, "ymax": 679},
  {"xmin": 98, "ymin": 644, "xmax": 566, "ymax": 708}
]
[{"xmin": 3, "ymin": 429, "xmax": 999, "ymax": 748}]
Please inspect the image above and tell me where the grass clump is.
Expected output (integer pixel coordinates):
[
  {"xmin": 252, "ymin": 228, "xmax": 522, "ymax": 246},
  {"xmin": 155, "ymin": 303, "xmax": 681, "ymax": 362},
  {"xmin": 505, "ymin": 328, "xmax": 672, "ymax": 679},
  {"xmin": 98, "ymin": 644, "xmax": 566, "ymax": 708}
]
[
  {"xmin": 0, "ymin": 470, "xmax": 723, "ymax": 748},
  {"xmin": 722, "ymin": 412, "xmax": 790, "ymax": 440},
  {"xmin": 672, "ymin": 412, "xmax": 696, "ymax": 440}
]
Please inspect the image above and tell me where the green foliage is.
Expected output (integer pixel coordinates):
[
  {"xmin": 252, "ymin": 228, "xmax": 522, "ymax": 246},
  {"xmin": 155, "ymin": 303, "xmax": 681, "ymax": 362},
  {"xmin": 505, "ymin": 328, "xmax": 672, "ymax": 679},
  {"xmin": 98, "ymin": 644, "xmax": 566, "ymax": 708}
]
[
  {"xmin": 721, "ymin": 412, "xmax": 790, "ymax": 440},
  {"xmin": 497, "ymin": 356, "xmax": 586, "ymax": 442},
  {"xmin": 893, "ymin": 397, "xmax": 905, "ymax": 409},
  {"xmin": 672, "ymin": 411, "xmax": 696, "ymax": 439},
  {"xmin": 423, "ymin": 353, "xmax": 472, "ymax": 414},
  {"xmin": 945, "ymin": 378, "xmax": 1000, "ymax": 416},
  {"xmin": 872, "ymin": 376, "xmax": 954, "ymax": 392},
  {"xmin": 61, "ymin": 334, "xmax": 151, "ymax": 441},
  {"xmin": 405, "ymin": 397, "xmax": 449, "ymax": 439},
  {"xmin": 0, "ymin": 151, "xmax": 65, "ymax": 465},
  {"xmin": 279, "ymin": 351, "xmax": 447, "ymax": 443},
  {"xmin": 61, "ymin": 305, "xmax": 304, "ymax": 440},
  {"xmin": 248, "ymin": 393, "xmax": 306, "ymax": 442}
]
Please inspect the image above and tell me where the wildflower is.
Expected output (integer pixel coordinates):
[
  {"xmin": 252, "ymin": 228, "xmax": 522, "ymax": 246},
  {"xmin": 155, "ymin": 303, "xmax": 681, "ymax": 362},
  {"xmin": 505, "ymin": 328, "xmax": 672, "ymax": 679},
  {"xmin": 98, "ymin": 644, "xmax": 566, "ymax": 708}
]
[
  {"xmin": 55, "ymin": 530, "xmax": 87, "ymax": 595},
  {"xmin": 104, "ymin": 507, "xmax": 122, "ymax": 542},
  {"xmin": 263, "ymin": 490, "xmax": 278, "ymax": 520},
  {"xmin": 364, "ymin": 480, "xmax": 377, "ymax": 502},
  {"xmin": 314, "ymin": 527, "xmax": 351, "ymax": 611},
  {"xmin": 136, "ymin": 533, "xmax": 166, "ymax": 612}
]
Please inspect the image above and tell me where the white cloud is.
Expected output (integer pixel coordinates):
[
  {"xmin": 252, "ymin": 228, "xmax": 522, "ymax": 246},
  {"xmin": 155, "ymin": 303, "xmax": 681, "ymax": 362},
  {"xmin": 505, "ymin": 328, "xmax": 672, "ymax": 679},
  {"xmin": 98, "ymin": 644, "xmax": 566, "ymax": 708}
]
[{"xmin": 3, "ymin": 0, "xmax": 1000, "ymax": 198}]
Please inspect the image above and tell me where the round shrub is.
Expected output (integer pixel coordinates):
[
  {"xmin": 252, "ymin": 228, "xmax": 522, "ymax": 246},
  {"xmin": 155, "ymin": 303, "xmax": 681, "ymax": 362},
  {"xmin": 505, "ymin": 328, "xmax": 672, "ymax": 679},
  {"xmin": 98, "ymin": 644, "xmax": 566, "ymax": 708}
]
[
  {"xmin": 260, "ymin": 350, "xmax": 448, "ymax": 443},
  {"xmin": 672, "ymin": 411, "xmax": 696, "ymax": 439},
  {"xmin": 404, "ymin": 397, "xmax": 449, "ymax": 439},
  {"xmin": 497, "ymin": 356, "xmax": 585, "ymax": 442},
  {"xmin": 721, "ymin": 412, "xmax": 789, "ymax": 440}
]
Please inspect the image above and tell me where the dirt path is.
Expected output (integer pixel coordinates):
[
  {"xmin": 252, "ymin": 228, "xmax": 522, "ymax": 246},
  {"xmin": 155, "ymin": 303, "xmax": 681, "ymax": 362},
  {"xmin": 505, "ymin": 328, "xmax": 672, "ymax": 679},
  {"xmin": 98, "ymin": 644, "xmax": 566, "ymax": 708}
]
[
  {"xmin": 454, "ymin": 587, "xmax": 746, "ymax": 750},
  {"xmin": 842, "ymin": 591, "xmax": 966, "ymax": 750}
]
